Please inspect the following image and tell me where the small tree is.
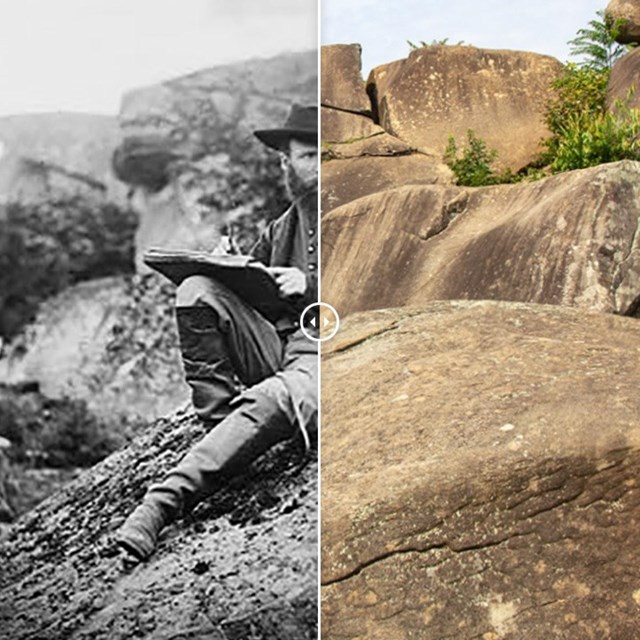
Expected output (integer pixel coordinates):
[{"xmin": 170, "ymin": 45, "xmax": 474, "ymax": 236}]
[{"xmin": 568, "ymin": 9, "xmax": 627, "ymax": 70}]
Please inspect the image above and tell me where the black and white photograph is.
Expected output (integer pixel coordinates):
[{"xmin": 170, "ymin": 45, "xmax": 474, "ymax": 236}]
[{"xmin": 0, "ymin": 1, "xmax": 319, "ymax": 638}]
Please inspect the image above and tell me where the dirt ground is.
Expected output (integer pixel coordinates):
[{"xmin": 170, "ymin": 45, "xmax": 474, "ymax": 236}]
[{"xmin": 0, "ymin": 408, "xmax": 318, "ymax": 639}]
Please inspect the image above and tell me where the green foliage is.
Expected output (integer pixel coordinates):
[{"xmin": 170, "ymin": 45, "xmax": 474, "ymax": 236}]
[
  {"xmin": 568, "ymin": 9, "xmax": 628, "ymax": 70},
  {"xmin": 408, "ymin": 38, "xmax": 465, "ymax": 50},
  {"xmin": 444, "ymin": 130, "xmax": 502, "ymax": 186},
  {"xmin": 0, "ymin": 387, "xmax": 122, "ymax": 468},
  {"xmin": 0, "ymin": 197, "xmax": 137, "ymax": 340},
  {"xmin": 549, "ymin": 100, "xmax": 640, "ymax": 171}
]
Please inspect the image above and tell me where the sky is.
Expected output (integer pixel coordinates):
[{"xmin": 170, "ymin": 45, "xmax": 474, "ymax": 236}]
[
  {"xmin": 0, "ymin": 1, "xmax": 609, "ymax": 117},
  {"xmin": 322, "ymin": 0, "xmax": 608, "ymax": 75},
  {"xmin": 0, "ymin": 0, "xmax": 318, "ymax": 117}
]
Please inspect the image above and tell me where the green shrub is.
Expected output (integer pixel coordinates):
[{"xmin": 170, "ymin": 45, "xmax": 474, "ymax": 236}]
[
  {"xmin": 550, "ymin": 101, "xmax": 640, "ymax": 172},
  {"xmin": 444, "ymin": 130, "xmax": 501, "ymax": 186},
  {"xmin": 0, "ymin": 197, "xmax": 137, "ymax": 340}
]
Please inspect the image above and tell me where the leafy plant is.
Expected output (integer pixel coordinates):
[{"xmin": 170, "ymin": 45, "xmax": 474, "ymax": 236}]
[
  {"xmin": 0, "ymin": 197, "xmax": 137, "ymax": 340},
  {"xmin": 0, "ymin": 387, "xmax": 122, "ymax": 468},
  {"xmin": 444, "ymin": 130, "xmax": 501, "ymax": 186},
  {"xmin": 408, "ymin": 38, "xmax": 465, "ymax": 50},
  {"xmin": 568, "ymin": 9, "xmax": 628, "ymax": 70},
  {"xmin": 549, "ymin": 98, "xmax": 640, "ymax": 171}
]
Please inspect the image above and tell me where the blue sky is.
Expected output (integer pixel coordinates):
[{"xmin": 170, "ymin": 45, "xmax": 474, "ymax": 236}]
[
  {"xmin": 322, "ymin": 0, "xmax": 607, "ymax": 75},
  {"xmin": 0, "ymin": 1, "xmax": 610, "ymax": 117},
  {"xmin": 0, "ymin": 0, "xmax": 318, "ymax": 116}
]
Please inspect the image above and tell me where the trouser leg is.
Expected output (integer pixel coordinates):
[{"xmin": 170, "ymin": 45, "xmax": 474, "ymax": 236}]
[
  {"xmin": 116, "ymin": 391, "xmax": 294, "ymax": 560},
  {"xmin": 175, "ymin": 275, "xmax": 283, "ymax": 423},
  {"xmin": 145, "ymin": 394, "xmax": 293, "ymax": 517}
]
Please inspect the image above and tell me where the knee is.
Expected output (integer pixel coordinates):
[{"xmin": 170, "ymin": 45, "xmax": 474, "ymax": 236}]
[{"xmin": 176, "ymin": 276, "xmax": 218, "ymax": 307}]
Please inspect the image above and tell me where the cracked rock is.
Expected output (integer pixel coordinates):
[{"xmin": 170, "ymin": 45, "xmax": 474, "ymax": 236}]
[{"xmin": 321, "ymin": 301, "xmax": 640, "ymax": 639}]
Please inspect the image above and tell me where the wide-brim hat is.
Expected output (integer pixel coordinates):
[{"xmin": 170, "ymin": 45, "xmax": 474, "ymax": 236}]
[{"xmin": 254, "ymin": 103, "xmax": 317, "ymax": 151}]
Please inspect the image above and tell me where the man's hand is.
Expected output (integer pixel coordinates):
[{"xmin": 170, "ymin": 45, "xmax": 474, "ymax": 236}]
[{"xmin": 268, "ymin": 267, "xmax": 307, "ymax": 298}]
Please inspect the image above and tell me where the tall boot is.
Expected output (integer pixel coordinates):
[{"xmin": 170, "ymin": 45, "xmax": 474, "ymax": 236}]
[
  {"xmin": 176, "ymin": 306, "xmax": 239, "ymax": 424},
  {"xmin": 115, "ymin": 398, "xmax": 293, "ymax": 560}
]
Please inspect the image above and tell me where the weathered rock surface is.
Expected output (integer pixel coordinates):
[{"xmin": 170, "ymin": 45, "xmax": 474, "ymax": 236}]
[
  {"xmin": 0, "ymin": 113, "xmax": 125, "ymax": 205},
  {"xmin": 321, "ymin": 301, "xmax": 640, "ymax": 639},
  {"xmin": 0, "ymin": 409, "xmax": 317, "ymax": 639},
  {"xmin": 321, "ymin": 107, "xmax": 384, "ymax": 144},
  {"xmin": 114, "ymin": 50, "xmax": 317, "ymax": 264},
  {"xmin": 321, "ymin": 44, "xmax": 371, "ymax": 113},
  {"xmin": 607, "ymin": 46, "xmax": 640, "ymax": 110},
  {"xmin": 367, "ymin": 46, "xmax": 563, "ymax": 171},
  {"xmin": 320, "ymin": 44, "xmax": 384, "ymax": 145},
  {"xmin": 322, "ymin": 160, "xmax": 640, "ymax": 317},
  {"xmin": 321, "ymin": 153, "xmax": 452, "ymax": 214},
  {"xmin": 606, "ymin": 0, "xmax": 640, "ymax": 44},
  {"xmin": 0, "ymin": 276, "xmax": 188, "ymax": 425}
]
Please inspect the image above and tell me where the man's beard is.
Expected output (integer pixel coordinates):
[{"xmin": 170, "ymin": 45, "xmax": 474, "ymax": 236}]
[{"xmin": 284, "ymin": 163, "xmax": 317, "ymax": 203}]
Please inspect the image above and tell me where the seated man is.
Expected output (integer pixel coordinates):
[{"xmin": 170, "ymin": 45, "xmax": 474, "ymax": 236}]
[{"xmin": 116, "ymin": 104, "xmax": 318, "ymax": 560}]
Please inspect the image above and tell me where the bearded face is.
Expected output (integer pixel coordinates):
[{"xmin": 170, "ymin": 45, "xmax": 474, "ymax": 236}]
[{"xmin": 281, "ymin": 138, "xmax": 318, "ymax": 202}]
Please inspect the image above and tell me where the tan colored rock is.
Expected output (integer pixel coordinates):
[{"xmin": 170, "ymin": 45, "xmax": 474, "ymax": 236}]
[
  {"xmin": 321, "ymin": 44, "xmax": 371, "ymax": 113},
  {"xmin": 606, "ymin": 0, "xmax": 640, "ymax": 44},
  {"xmin": 321, "ymin": 153, "xmax": 453, "ymax": 214},
  {"xmin": 322, "ymin": 301, "xmax": 640, "ymax": 639},
  {"xmin": 323, "ymin": 132, "xmax": 416, "ymax": 160},
  {"xmin": 607, "ymin": 47, "xmax": 640, "ymax": 109},
  {"xmin": 322, "ymin": 161, "xmax": 640, "ymax": 317},
  {"xmin": 367, "ymin": 46, "xmax": 563, "ymax": 171},
  {"xmin": 321, "ymin": 107, "xmax": 383, "ymax": 144}
]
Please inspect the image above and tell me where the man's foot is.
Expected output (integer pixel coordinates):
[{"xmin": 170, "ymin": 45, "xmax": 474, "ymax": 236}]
[{"xmin": 115, "ymin": 501, "xmax": 166, "ymax": 561}]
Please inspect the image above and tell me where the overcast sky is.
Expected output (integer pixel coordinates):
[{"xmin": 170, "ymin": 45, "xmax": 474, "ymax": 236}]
[
  {"xmin": 0, "ymin": 0, "xmax": 318, "ymax": 117},
  {"xmin": 323, "ymin": 0, "xmax": 608, "ymax": 75}
]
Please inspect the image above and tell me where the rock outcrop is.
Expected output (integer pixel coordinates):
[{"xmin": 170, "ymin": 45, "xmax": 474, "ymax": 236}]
[
  {"xmin": 0, "ymin": 409, "xmax": 317, "ymax": 639},
  {"xmin": 322, "ymin": 301, "xmax": 640, "ymax": 639},
  {"xmin": 367, "ymin": 46, "xmax": 563, "ymax": 172},
  {"xmin": 0, "ymin": 276, "xmax": 188, "ymax": 425},
  {"xmin": 322, "ymin": 160, "xmax": 640, "ymax": 318},
  {"xmin": 321, "ymin": 44, "xmax": 453, "ymax": 215},
  {"xmin": 114, "ymin": 50, "xmax": 317, "ymax": 264},
  {"xmin": 606, "ymin": 0, "xmax": 640, "ymax": 44},
  {"xmin": 607, "ymin": 46, "xmax": 640, "ymax": 110},
  {"xmin": 0, "ymin": 113, "xmax": 125, "ymax": 205}
]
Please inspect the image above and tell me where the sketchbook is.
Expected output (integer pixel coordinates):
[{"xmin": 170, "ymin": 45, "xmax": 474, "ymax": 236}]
[{"xmin": 143, "ymin": 248, "xmax": 289, "ymax": 323}]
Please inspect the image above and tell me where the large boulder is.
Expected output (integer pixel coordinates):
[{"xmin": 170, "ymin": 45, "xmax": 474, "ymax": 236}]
[
  {"xmin": 322, "ymin": 151, "xmax": 452, "ymax": 214},
  {"xmin": 606, "ymin": 0, "xmax": 640, "ymax": 44},
  {"xmin": 322, "ymin": 301, "xmax": 640, "ymax": 639},
  {"xmin": 322, "ymin": 160, "xmax": 640, "ymax": 317},
  {"xmin": 607, "ymin": 46, "xmax": 640, "ymax": 109},
  {"xmin": 321, "ymin": 44, "xmax": 371, "ymax": 113},
  {"xmin": 0, "ymin": 113, "xmax": 125, "ymax": 206},
  {"xmin": 320, "ymin": 44, "xmax": 383, "ymax": 144},
  {"xmin": 0, "ymin": 276, "xmax": 188, "ymax": 426},
  {"xmin": 367, "ymin": 46, "xmax": 563, "ymax": 171},
  {"xmin": 0, "ymin": 409, "xmax": 317, "ymax": 639},
  {"xmin": 114, "ymin": 50, "xmax": 317, "ymax": 264}
]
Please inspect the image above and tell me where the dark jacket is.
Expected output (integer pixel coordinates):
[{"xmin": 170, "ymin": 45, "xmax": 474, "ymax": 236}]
[{"xmin": 250, "ymin": 196, "xmax": 318, "ymax": 323}]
